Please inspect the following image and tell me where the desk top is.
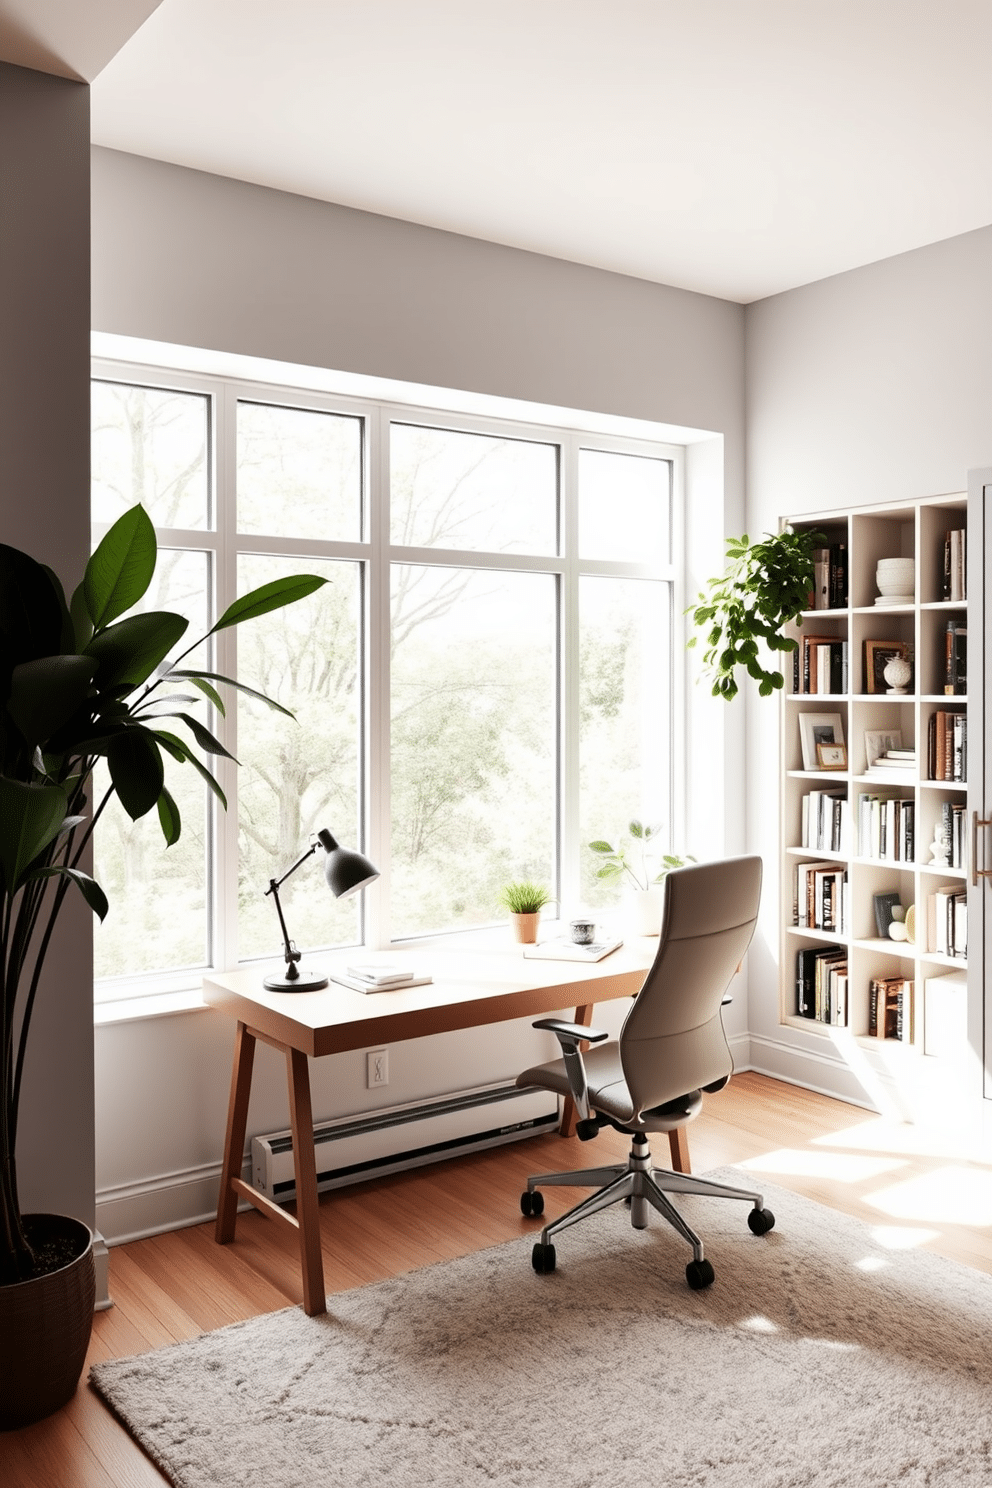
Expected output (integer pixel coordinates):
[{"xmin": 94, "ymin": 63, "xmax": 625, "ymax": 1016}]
[{"xmin": 203, "ymin": 937, "xmax": 656, "ymax": 1057}]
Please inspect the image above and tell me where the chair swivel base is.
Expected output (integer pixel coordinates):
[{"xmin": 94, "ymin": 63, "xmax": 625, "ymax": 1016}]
[{"xmin": 521, "ymin": 1132, "xmax": 775, "ymax": 1289}]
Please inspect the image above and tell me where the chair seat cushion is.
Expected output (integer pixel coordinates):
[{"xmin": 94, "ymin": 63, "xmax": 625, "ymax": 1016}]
[{"xmin": 517, "ymin": 1043, "xmax": 703, "ymax": 1131}]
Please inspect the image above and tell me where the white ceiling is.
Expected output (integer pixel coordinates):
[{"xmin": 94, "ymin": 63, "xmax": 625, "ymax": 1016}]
[{"xmin": 12, "ymin": 1, "xmax": 992, "ymax": 303}]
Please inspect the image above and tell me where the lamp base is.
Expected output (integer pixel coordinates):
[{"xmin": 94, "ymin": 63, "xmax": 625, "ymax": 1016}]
[{"xmin": 263, "ymin": 966, "xmax": 329, "ymax": 992}]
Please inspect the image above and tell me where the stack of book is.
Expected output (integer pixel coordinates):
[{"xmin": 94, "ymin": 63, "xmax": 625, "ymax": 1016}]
[
  {"xmin": 796, "ymin": 945, "xmax": 847, "ymax": 1025},
  {"xmin": 944, "ymin": 619, "xmax": 967, "ymax": 695},
  {"xmin": 793, "ymin": 862, "xmax": 849, "ymax": 933},
  {"xmin": 792, "ymin": 634, "xmax": 848, "ymax": 693},
  {"xmin": 869, "ymin": 976, "xmax": 913, "ymax": 1040},
  {"xmin": 937, "ymin": 800, "xmax": 967, "ymax": 869},
  {"xmin": 331, "ymin": 963, "xmax": 433, "ymax": 994},
  {"xmin": 864, "ymin": 747, "xmax": 916, "ymax": 780},
  {"xmin": 942, "ymin": 528, "xmax": 966, "ymax": 602},
  {"xmin": 809, "ymin": 543, "xmax": 848, "ymax": 610},
  {"xmin": 801, "ymin": 789, "xmax": 850, "ymax": 853},
  {"xmin": 857, "ymin": 793, "xmax": 914, "ymax": 861},
  {"xmin": 929, "ymin": 885, "xmax": 967, "ymax": 958},
  {"xmin": 927, "ymin": 710, "xmax": 966, "ymax": 781}
]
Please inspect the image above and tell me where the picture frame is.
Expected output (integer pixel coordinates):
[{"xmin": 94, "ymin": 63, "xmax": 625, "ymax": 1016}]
[
  {"xmin": 799, "ymin": 711, "xmax": 845, "ymax": 771},
  {"xmin": 873, "ymin": 891, "xmax": 902, "ymax": 939},
  {"xmin": 816, "ymin": 742, "xmax": 847, "ymax": 770},
  {"xmin": 864, "ymin": 639, "xmax": 911, "ymax": 695},
  {"xmin": 864, "ymin": 728, "xmax": 902, "ymax": 768}
]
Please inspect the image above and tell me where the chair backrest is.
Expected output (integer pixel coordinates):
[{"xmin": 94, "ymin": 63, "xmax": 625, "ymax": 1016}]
[{"xmin": 619, "ymin": 855, "xmax": 762, "ymax": 1117}]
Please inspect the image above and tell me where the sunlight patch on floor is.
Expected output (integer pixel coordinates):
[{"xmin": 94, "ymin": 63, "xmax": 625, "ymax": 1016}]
[
  {"xmin": 855, "ymin": 1255, "xmax": 890, "ymax": 1272},
  {"xmin": 739, "ymin": 1149, "xmax": 906, "ymax": 1182},
  {"xmin": 869, "ymin": 1224, "xmax": 942, "ymax": 1250},
  {"xmin": 812, "ymin": 1117, "xmax": 992, "ymax": 1166},
  {"xmin": 866, "ymin": 1167, "xmax": 992, "ymax": 1227},
  {"xmin": 739, "ymin": 1315, "xmax": 778, "ymax": 1333}
]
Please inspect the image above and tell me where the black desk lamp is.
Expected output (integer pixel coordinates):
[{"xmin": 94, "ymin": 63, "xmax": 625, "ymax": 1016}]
[{"xmin": 263, "ymin": 827, "xmax": 379, "ymax": 992}]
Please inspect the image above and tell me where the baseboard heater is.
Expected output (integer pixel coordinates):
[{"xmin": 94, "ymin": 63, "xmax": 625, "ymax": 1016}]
[{"xmin": 251, "ymin": 1082, "xmax": 559, "ymax": 1202}]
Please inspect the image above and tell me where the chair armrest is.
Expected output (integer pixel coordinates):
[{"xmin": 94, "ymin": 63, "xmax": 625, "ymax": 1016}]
[
  {"xmin": 532, "ymin": 1017, "xmax": 609, "ymax": 1047},
  {"xmin": 721, "ymin": 994, "xmax": 732, "ymax": 1006}
]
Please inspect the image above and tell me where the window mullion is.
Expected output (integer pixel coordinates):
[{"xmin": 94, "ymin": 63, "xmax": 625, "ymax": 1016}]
[
  {"xmin": 214, "ymin": 383, "xmax": 240, "ymax": 973},
  {"xmin": 365, "ymin": 406, "xmax": 391, "ymax": 949},
  {"xmin": 559, "ymin": 434, "xmax": 581, "ymax": 916}
]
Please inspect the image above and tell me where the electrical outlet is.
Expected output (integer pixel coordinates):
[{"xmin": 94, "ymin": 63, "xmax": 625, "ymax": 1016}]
[{"xmin": 367, "ymin": 1048, "xmax": 389, "ymax": 1088}]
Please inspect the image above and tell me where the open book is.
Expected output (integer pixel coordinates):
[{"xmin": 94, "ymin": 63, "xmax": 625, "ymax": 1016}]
[{"xmin": 522, "ymin": 937, "xmax": 623, "ymax": 963}]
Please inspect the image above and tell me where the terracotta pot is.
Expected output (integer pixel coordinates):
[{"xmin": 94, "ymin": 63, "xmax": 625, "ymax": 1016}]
[
  {"xmin": 0, "ymin": 1213, "xmax": 95, "ymax": 1431},
  {"xmin": 510, "ymin": 911, "xmax": 540, "ymax": 944}
]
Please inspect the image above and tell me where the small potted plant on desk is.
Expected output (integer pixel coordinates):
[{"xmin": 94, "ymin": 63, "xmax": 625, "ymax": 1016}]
[
  {"xmin": 499, "ymin": 880, "xmax": 554, "ymax": 944},
  {"xmin": 0, "ymin": 505, "xmax": 322, "ymax": 1429},
  {"xmin": 588, "ymin": 822, "xmax": 694, "ymax": 936}
]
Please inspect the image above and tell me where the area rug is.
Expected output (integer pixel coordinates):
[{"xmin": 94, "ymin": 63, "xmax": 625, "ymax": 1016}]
[{"xmin": 90, "ymin": 1168, "xmax": 992, "ymax": 1487}]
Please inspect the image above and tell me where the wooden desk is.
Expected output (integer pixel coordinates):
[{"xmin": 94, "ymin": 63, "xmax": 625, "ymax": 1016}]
[{"xmin": 205, "ymin": 938, "xmax": 678, "ymax": 1315}]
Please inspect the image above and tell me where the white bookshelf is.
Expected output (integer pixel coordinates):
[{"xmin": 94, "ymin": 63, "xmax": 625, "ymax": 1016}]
[{"xmin": 780, "ymin": 494, "xmax": 968, "ymax": 1050}]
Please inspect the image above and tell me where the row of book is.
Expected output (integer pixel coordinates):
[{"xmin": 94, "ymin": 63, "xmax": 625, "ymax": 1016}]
[
  {"xmin": 792, "ymin": 635, "xmax": 848, "ymax": 694},
  {"xmin": 868, "ymin": 976, "xmax": 913, "ymax": 1041},
  {"xmin": 938, "ymin": 801, "xmax": 967, "ymax": 869},
  {"xmin": 800, "ymin": 790, "xmax": 851, "ymax": 854},
  {"xmin": 926, "ymin": 710, "xmax": 966, "ymax": 782},
  {"xmin": 857, "ymin": 794, "xmax": 914, "ymax": 862},
  {"xmin": 944, "ymin": 619, "xmax": 967, "ymax": 695},
  {"xmin": 794, "ymin": 862, "xmax": 849, "ymax": 934},
  {"xmin": 930, "ymin": 885, "xmax": 967, "ymax": 959},
  {"xmin": 796, "ymin": 946, "xmax": 848, "ymax": 1025},
  {"xmin": 941, "ymin": 528, "xmax": 966, "ymax": 603},
  {"xmin": 809, "ymin": 544, "xmax": 848, "ymax": 611}
]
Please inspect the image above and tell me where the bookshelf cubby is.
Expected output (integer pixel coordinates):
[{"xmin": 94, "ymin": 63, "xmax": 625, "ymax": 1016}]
[{"xmin": 780, "ymin": 494, "xmax": 968, "ymax": 1053}]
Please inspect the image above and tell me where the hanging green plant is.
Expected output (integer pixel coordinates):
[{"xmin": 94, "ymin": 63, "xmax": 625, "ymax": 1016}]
[{"xmin": 687, "ymin": 528, "xmax": 823, "ymax": 700}]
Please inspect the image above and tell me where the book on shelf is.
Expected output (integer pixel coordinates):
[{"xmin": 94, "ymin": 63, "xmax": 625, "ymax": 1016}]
[
  {"xmin": 522, "ymin": 937, "xmax": 623, "ymax": 963},
  {"xmin": 864, "ymin": 749, "xmax": 916, "ymax": 779},
  {"xmin": 796, "ymin": 945, "xmax": 847, "ymax": 1024},
  {"xmin": 794, "ymin": 635, "xmax": 848, "ymax": 694},
  {"xmin": 941, "ymin": 529, "xmax": 966, "ymax": 603},
  {"xmin": 927, "ymin": 885, "xmax": 968, "ymax": 959},
  {"xmin": 808, "ymin": 543, "xmax": 848, "ymax": 611},
  {"xmin": 868, "ymin": 976, "xmax": 913, "ymax": 1041},
  {"xmin": 857, "ymin": 794, "xmax": 914, "ymax": 861},
  {"xmin": 939, "ymin": 801, "xmax": 966, "ymax": 869},
  {"xmin": 800, "ymin": 790, "xmax": 848, "ymax": 853},
  {"xmin": 944, "ymin": 620, "xmax": 967, "ymax": 695},
  {"xmin": 927, "ymin": 710, "xmax": 966, "ymax": 782}
]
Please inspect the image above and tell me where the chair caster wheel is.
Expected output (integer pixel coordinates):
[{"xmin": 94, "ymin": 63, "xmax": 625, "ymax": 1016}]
[
  {"xmin": 532, "ymin": 1242, "xmax": 556, "ymax": 1274},
  {"xmin": 685, "ymin": 1258, "xmax": 714, "ymax": 1290},
  {"xmin": 747, "ymin": 1207, "xmax": 775, "ymax": 1236},
  {"xmin": 520, "ymin": 1190, "xmax": 545, "ymax": 1218}
]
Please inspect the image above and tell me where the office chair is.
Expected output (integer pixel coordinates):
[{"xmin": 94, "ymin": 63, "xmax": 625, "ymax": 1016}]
[{"xmin": 516, "ymin": 855, "xmax": 773, "ymax": 1289}]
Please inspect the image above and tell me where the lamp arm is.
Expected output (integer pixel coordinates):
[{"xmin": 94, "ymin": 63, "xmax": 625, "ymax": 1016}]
[
  {"xmin": 264, "ymin": 841, "xmax": 320, "ymax": 979},
  {"xmin": 267, "ymin": 841, "xmax": 319, "ymax": 893}
]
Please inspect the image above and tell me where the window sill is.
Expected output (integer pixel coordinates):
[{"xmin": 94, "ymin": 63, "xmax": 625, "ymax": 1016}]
[{"xmin": 94, "ymin": 987, "xmax": 209, "ymax": 1027}]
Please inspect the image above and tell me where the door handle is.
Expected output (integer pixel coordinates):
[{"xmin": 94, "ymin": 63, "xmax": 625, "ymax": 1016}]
[{"xmin": 972, "ymin": 811, "xmax": 992, "ymax": 886}]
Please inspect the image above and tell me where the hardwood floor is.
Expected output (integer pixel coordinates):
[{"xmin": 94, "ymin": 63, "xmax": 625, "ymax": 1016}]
[{"xmin": 6, "ymin": 1070, "xmax": 992, "ymax": 1484}]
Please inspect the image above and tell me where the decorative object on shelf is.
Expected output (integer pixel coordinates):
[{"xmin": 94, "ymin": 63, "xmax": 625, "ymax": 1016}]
[
  {"xmin": 263, "ymin": 829, "xmax": 380, "ymax": 991},
  {"xmin": 873, "ymin": 891, "xmax": 902, "ymax": 939},
  {"xmin": 569, "ymin": 918, "xmax": 596, "ymax": 945},
  {"xmin": 0, "ymin": 504, "xmax": 323, "ymax": 1423},
  {"xmin": 815, "ymin": 742, "xmax": 847, "ymax": 770},
  {"xmin": 904, "ymin": 904, "xmax": 916, "ymax": 945},
  {"xmin": 883, "ymin": 655, "xmax": 913, "ymax": 695},
  {"xmin": 864, "ymin": 639, "xmax": 911, "ymax": 694},
  {"xmin": 798, "ymin": 711, "xmax": 845, "ymax": 771},
  {"xmin": 499, "ymin": 880, "xmax": 554, "ymax": 944},
  {"xmin": 874, "ymin": 556, "xmax": 915, "ymax": 602},
  {"xmin": 888, "ymin": 905, "xmax": 908, "ymax": 942},
  {"xmin": 929, "ymin": 831, "xmax": 950, "ymax": 866},
  {"xmin": 687, "ymin": 526, "xmax": 823, "ymax": 699}
]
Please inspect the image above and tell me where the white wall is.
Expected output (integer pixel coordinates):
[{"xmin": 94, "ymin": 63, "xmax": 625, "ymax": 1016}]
[
  {"xmin": 0, "ymin": 63, "xmax": 95, "ymax": 1235},
  {"xmin": 744, "ymin": 225, "xmax": 992, "ymax": 1101},
  {"xmin": 89, "ymin": 148, "xmax": 748, "ymax": 1241}
]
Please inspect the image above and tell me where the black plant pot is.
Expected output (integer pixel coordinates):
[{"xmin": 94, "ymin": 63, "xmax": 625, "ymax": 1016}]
[{"xmin": 0, "ymin": 1213, "xmax": 95, "ymax": 1431}]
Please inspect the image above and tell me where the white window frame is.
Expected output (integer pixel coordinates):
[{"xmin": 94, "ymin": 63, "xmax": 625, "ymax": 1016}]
[{"xmin": 91, "ymin": 356, "xmax": 685, "ymax": 1003}]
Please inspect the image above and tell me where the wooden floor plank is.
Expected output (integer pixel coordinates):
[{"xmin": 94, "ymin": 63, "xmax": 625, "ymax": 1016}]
[{"xmin": 5, "ymin": 1071, "xmax": 992, "ymax": 1486}]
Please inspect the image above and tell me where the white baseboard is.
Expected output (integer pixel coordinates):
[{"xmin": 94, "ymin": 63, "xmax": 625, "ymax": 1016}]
[{"xmin": 97, "ymin": 1159, "xmax": 242, "ymax": 1246}]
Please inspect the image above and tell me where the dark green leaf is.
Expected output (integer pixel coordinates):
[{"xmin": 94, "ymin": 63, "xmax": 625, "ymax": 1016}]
[
  {"xmin": 184, "ymin": 677, "xmax": 226, "ymax": 714},
  {"xmin": 166, "ymin": 669, "xmax": 295, "ymax": 718},
  {"xmin": 106, "ymin": 728, "xmax": 164, "ymax": 820},
  {"xmin": 7, "ymin": 655, "xmax": 96, "ymax": 747},
  {"xmin": 176, "ymin": 712, "xmax": 237, "ymax": 761},
  {"xmin": 179, "ymin": 748, "xmax": 228, "ymax": 810},
  {"xmin": 0, "ymin": 777, "xmax": 68, "ymax": 891},
  {"xmin": 209, "ymin": 575, "xmax": 327, "ymax": 635},
  {"xmin": 150, "ymin": 729, "xmax": 193, "ymax": 763},
  {"xmin": 84, "ymin": 505, "xmax": 157, "ymax": 629},
  {"xmin": 84, "ymin": 611, "xmax": 188, "ymax": 692},
  {"xmin": 26, "ymin": 864, "xmax": 109, "ymax": 920},
  {"xmin": 69, "ymin": 582, "xmax": 93, "ymax": 650},
  {"xmin": 0, "ymin": 545, "xmax": 65, "ymax": 668},
  {"xmin": 157, "ymin": 786, "xmax": 181, "ymax": 846}
]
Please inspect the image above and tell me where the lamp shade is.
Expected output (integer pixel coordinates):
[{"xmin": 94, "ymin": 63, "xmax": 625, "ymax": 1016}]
[{"xmin": 317, "ymin": 828, "xmax": 379, "ymax": 899}]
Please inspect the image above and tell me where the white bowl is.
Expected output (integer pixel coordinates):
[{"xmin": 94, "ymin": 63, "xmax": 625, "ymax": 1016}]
[
  {"xmin": 876, "ymin": 560, "xmax": 914, "ymax": 575},
  {"xmin": 876, "ymin": 574, "xmax": 914, "ymax": 597}
]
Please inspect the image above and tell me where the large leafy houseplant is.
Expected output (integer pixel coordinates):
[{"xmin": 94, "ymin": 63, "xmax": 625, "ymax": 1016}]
[
  {"xmin": 687, "ymin": 528, "xmax": 822, "ymax": 700},
  {"xmin": 0, "ymin": 505, "xmax": 325, "ymax": 1286}
]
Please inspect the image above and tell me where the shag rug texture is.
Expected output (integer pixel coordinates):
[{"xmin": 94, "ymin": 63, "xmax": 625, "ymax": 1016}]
[{"xmin": 90, "ymin": 1168, "xmax": 992, "ymax": 1488}]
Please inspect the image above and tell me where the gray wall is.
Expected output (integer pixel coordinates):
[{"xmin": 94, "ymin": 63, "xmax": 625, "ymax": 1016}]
[
  {"xmin": 744, "ymin": 226, "xmax": 992, "ymax": 1097},
  {"xmin": 89, "ymin": 147, "xmax": 750, "ymax": 1242},
  {"xmin": 0, "ymin": 64, "xmax": 94, "ymax": 1226}
]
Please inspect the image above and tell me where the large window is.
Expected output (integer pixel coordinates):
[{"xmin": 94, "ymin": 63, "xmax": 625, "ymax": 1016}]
[{"xmin": 91, "ymin": 367, "xmax": 681, "ymax": 999}]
